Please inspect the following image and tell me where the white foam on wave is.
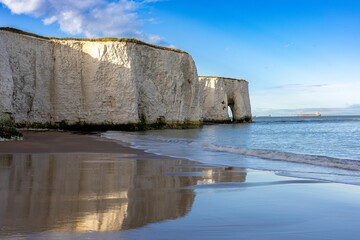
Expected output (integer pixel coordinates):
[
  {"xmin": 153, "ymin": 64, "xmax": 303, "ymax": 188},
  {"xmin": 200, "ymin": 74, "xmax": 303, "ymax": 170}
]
[
  {"xmin": 204, "ymin": 143, "xmax": 360, "ymax": 171},
  {"xmin": 101, "ymin": 131, "xmax": 198, "ymax": 159},
  {"xmin": 102, "ymin": 131, "xmax": 360, "ymax": 172},
  {"xmin": 102, "ymin": 131, "xmax": 195, "ymax": 146}
]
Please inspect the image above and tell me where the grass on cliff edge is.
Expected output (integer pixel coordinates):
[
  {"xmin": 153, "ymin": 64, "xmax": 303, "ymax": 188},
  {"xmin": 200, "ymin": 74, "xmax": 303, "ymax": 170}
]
[
  {"xmin": 0, "ymin": 27, "xmax": 187, "ymax": 54},
  {"xmin": 199, "ymin": 76, "xmax": 248, "ymax": 82}
]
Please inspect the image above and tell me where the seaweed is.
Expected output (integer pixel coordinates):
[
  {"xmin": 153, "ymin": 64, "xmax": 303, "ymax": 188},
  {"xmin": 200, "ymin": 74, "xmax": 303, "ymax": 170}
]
[{"xmin": 0, "ymin": 117, "xmax": 22, "ymax": 140}]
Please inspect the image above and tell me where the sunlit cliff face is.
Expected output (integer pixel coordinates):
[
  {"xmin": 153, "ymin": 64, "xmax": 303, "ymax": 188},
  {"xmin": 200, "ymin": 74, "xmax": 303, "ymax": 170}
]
[
  {"xmin": 0, "ymin": 154, "xmax": 246, "ymax": 235},
  {"xmin": 0, "ymin": 29, "xmax": 202, "ymax": 128}
]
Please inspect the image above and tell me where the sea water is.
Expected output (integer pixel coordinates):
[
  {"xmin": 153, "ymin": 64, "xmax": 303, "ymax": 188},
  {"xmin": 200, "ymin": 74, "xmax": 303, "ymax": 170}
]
[{"xmin": 102, "ymin": 115, "xmax": 360, "ymax": 185}]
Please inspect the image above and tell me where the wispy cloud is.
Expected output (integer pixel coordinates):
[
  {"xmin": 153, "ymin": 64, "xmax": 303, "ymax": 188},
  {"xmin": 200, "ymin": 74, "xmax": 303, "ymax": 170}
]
[
  {"xmin": 267, "ymin": 83, "xmax": 301, "ymax": 90},
  {"xmin": 0, "ymin": 0, "xmax": 166, "ymax": 44},
  {"xmin": 266, "ymin": 83, "xmax": 330, "ymax": 90},
  {"xmin": 283, "ymin": 42, "xmax": 293, "ymax": 48},
  {"xmin": 254, "ymin": 104, "xmax": 360, "ymax": 117}
]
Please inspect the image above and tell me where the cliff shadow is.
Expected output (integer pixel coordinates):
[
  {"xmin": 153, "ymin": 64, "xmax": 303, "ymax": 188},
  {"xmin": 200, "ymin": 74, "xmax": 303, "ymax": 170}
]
[{"xmin": 0, "ymin": 154, "xmax": 247, "ymax": 235}]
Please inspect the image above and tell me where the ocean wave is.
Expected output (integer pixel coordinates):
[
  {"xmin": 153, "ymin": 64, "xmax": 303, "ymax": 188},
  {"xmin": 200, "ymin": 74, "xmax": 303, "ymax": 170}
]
[
  {"xmin": 102, "ymin": 131, "xmax": 360, "ymax": 173},
  {"xmin": 103, "ymin": 131, "xmax": 195, "ymax": 145},
  {"xmin": 203, "ymin": 144, "xmax": 360, "ymax": 171}
]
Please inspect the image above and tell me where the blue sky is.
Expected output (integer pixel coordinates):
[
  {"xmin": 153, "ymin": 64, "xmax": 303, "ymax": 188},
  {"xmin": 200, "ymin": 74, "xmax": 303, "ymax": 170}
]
[{"xmin": 1, "ymin": 0, "xmax": 359, "ymax": 116}]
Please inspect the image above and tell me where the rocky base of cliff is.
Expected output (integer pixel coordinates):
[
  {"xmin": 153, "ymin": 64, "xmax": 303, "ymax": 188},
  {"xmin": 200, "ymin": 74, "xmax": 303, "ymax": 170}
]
[
  {"xmin": 0, "ymin": 114, "xmax": 23, "ymax": 141},
  {"xmin": 14, "ymin": 119, "xmax": 202, "ymax": 132},
  {"xmin": 203, "ymin": 116, "xmax": 252, "ymax": 125}
]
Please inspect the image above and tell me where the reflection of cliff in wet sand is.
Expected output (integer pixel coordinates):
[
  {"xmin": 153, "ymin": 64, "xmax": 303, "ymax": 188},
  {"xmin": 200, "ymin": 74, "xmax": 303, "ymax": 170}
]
[{"xmin": 0, "ymin": 154, "xmax": 246, "ymax": 234}]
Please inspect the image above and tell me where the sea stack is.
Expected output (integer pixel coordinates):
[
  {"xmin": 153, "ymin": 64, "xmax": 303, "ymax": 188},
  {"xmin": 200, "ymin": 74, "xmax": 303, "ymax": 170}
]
[{"xmin": 199, "ymin": 76, "xmax": 252, "ymax": 123}]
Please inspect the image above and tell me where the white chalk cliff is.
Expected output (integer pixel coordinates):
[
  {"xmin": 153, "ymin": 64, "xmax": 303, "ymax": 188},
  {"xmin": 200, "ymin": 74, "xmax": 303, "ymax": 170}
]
[
  {"xmin": 0, "ymin": 28, "xmax": 251, "ymax": 130},
  {"xmin": 200, "ymin": 76, "xmax": 251, "ymax": 122}
]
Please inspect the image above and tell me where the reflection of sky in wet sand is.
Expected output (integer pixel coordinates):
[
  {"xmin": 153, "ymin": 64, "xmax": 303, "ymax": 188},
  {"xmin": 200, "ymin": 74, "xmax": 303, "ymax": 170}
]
[{"xmin": 0, "ymin": 154, "xmax": 247, "ymax": 236}]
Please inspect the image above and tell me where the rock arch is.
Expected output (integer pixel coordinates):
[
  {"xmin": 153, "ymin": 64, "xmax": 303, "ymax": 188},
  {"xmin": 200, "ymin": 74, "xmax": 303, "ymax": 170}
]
[{"xmin": 199, "ymin": 76, "xmax": 252, "ymax": 123}]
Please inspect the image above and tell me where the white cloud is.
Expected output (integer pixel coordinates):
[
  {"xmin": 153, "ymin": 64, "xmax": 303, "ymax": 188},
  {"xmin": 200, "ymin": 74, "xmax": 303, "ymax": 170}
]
[
  {"xmin": 0, "ymin": 0, "xmax": 45, "ymax": 15},
  {"xmin": 0, "ymin": 0, "xmax": 166, "ymax": 44},
  {"xmin": 43, "ymin": 15, "xmax": 57, "ymax": 25},
  {"xmin": 57, "ymin": 10, "xmax": 83, "ymax": 35},
  {"xmin": 283, "ymin": 42, "xmax": 293, "ymax": 48}
]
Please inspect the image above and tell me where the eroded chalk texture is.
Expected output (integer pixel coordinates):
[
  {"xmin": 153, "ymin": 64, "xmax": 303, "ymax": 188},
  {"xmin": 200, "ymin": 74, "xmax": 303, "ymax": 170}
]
[
  {"xmin": 0, "ymin": 29, "xmax": 201, "ymax": 129},
  {"xmin": 0, "ymin": 28, "xmax": 251, "ymax": 131}
]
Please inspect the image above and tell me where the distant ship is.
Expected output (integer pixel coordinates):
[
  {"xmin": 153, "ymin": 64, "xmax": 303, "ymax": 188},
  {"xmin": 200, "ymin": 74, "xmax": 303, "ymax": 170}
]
[{"xmin": 296, "ymin": 112, "xmax": 321, "ymax": 117}]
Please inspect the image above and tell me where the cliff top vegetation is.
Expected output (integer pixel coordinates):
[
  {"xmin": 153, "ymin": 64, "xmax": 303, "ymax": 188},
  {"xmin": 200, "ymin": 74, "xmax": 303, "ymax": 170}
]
[
  {"xmin": 0, "ymin": 27, "xmax": 187, "ymax": 54},
  {"xmin": 199, "ymin": 76, "xmax": 248, "ymax": 82}
]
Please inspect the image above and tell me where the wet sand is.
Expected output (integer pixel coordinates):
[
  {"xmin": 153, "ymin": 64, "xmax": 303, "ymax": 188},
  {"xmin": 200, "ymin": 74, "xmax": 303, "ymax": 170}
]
[
  {"xmin": 0, "ymin": 131, "xmax": 143, "ymax": 154},
  {"xmin": 1, "ymin": 131, "xmax": 360, "ymax": 240}
]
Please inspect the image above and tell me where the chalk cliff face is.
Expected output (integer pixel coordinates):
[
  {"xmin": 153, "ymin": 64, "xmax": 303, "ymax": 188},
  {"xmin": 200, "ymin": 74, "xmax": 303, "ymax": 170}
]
[
  {"xmin": 199, "ymin": 76, "xmax": 252, "ymax": 123},
  {"xmin": 0, "ymin": 29, "xmax": 201, "ymax": 129},
  {"xmin": 0, "ymin": 28, "xmax": 252, "ymax": 131}
]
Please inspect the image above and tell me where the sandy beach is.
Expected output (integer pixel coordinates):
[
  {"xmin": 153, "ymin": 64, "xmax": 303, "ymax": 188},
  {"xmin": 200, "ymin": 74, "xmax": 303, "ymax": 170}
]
[
  {"xmin": 0, "ymin": 131, "xmax": 143, "ymax": 154},
  {"xmin": 1, "ymin": 131, "xmax": 360, "ymax": 240}
]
